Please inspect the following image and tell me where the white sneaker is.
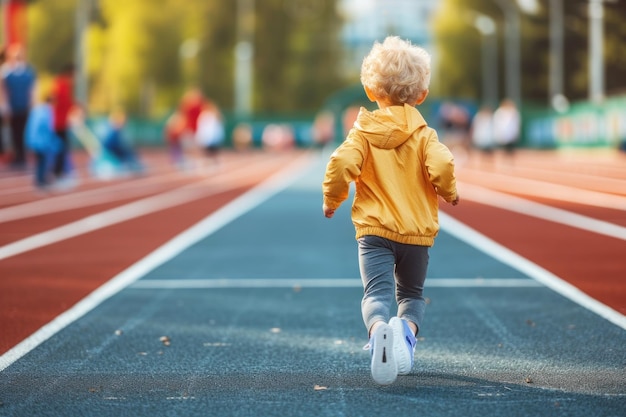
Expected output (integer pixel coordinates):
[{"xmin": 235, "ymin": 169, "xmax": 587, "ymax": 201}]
[
  {"xmin": 389, "ymin": 317, "xmax": 416, "ymax": 375},
  {"xmin": 366, "ymin": 323, "xmax": 397, "ymax": 385}
]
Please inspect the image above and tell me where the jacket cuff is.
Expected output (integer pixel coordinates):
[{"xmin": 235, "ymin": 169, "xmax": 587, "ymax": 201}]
[{"xmin": 323, "ymin": 197, "xmax": 342, "ymax": 210}]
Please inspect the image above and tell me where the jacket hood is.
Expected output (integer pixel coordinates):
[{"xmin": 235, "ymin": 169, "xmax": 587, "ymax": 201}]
[{"xmin": 354, "ymin": 104, "xmax": 426, "ymax": 149}]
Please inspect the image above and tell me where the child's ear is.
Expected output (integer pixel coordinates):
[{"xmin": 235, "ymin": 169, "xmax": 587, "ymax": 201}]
[
  {"xmin": 415, "ymin": 89, "xmax": 429, "ymax": 105},
  {"xmin": 364, "ymin": 86, "xmax": 377, "ymax": 102}
]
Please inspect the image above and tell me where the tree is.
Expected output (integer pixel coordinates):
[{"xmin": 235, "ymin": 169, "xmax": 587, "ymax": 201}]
[
  {"xmin": 432, "ymin": 0, "xmax": 626, "ymax": 106},
  {"xmin": 25, "ymin": 0, "xmax": 347, "ymax": 118},
  {"xmin": 253, "ymin": 0, "xmax": 344, "ymax": 113},
  {"xmin": 27, "ymin": 0, "xmax": 76, "ymax": 74}
]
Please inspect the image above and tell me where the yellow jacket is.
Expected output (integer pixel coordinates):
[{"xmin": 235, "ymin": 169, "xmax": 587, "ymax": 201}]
[{"xmin": 323, "ymin": 104, "xmax": 457, "ymax": 246}]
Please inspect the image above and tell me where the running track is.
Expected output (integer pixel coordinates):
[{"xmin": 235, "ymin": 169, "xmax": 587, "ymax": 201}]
[
  {"xmin": 0, "ymin": 149, "xmax": 317, "ymax": 355},
  {"xmin": 1, "ymin": 148, "xmax": 625, "ymax": 355}
]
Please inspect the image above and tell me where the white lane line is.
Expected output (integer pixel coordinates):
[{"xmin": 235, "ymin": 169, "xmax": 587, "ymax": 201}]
[
  {"xmin": 510, "ymin": 154, "xmax": 626, "ymax": 178},
  {"xmin": 458, "ymin": 171, "xmax": 626, "ymax": 209},
  {"xmin": 0, "ymin": 158, "xmax": 253, "ymax": 223},
  {"xmin": 0, "ymin": 160, "xmax": 174, "ymax": 198},
  {"xmin": 0, "ymin": 152, "xmax": 316, "ymax": 372},
  {"xmin": 129, "ymin": 278, "xmax": 542, "ymax": 289},
  {"xmin": 460, "ymin": 165, "xmax": 626, "ymax": 198},
  {"xmin": 440, "ymin": 212, "xmax": 626, "ymax": 331},
  {"xmin": 0, "ymin": 156, "xmax": 294, "ymax": 261},
  {"xmin": 0, "ymin": 172, "xmax": 188, "ymax": 222},
  {"xmin": 459, "ymin": 182, "xmax": 626, "ymax": 241},
  {"xmin": 0, "ymin": 183, "xmax": 226, "ymax": 261}
]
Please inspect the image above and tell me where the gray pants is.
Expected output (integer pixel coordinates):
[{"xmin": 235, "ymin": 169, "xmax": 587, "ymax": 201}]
[{"xmin": 357, "ymin": 235, "xmax": 429, "ymax": 335}]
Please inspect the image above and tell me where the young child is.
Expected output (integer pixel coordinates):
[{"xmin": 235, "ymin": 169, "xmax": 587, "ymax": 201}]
[
  {"xmin": 101, "ymin": 108, "xmax": 143, "ymax": 174},
  {"xmin": 322, "ymin": 36, "xmax": 459, "ymax": 385},
  {"xmin": 195, "ymin": 100, "xmax": 225, "ymax": 166},
  {"xmin": 164, "ymin": 110, "xmax": 187, "ymax": 169},
  {"xmin": 25, "ymin": 88, "xmax": 61, "ymax": 190}
]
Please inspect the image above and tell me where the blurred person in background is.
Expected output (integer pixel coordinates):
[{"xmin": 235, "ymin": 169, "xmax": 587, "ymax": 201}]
[
  {"xmin": 101, "ymin": 108, "xmax": 143, "ymax": 174},
  {"xmin": 2, "ymin": 43, "xmax": 36, "ymax": 169},
  {"xmin": 25, "ymin": 83, "xmax": 61, "ymax": 190},
  {"xmin": 493, "ymin": 98, "xmax": 521, "ymax": 164},
  {"xmin": 195, "ymin": 99, "xmax": 225, "ymax": 170},
  {"xmin": 231, "ymin": 123, "xmax": 253, "ymax": 151},
  {"xmin": 311, "ymin": 111, "xmax": 334, "ymax": 148},
  {"xmin": 163, "ymin": 109, "xmax": 187, "ymax": 169},
  {"xmin": 178, "ymin": 87, "xmax": 205, "ymax": 171},
  {"xmin": 261, "ymin": 123, "xmax": 294, "ymax": 151},
  {"xmin": 0, "ymin": 46, "xmax": 7, "ymax": 161},
  {"xmin": 342, "ymin": 106, "xmax": 360, "ymax": 137},
  {"xmin": 470, "ymin": 105, "xmax": 495, "ymax": 167},
  {"xmin": 179, "ymin": 87, "xmax": 204, "ymax": 139},
  {"xmin": 51, "ymin": 63, "xmax": 76, "ymax": 182},
  {"xmin": 437, "ymin": 101, "xmax": 471, "ymax": 163}
]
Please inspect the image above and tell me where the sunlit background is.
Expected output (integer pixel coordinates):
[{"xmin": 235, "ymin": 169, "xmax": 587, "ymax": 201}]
[{"xmin": 3, "ymin": 0, "xmax": 626, "ymax": 149}]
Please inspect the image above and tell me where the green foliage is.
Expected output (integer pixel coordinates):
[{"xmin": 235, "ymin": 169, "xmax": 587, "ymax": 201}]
[
  {"xmin": 24, "ymin": 0, "xmax": 346, "ymax": 118},
  {"xmin": 431, "ymin": 0, "xmax": 503, "ymax": 101},
  {"xmin": 603, "ymin": 1, "xmax": 626, "ymax": 96},
  {"xmin": 22, "ymin": 0, "xmax": 626, "ymax": 116},
  {"xmin": 432, "ymin": 0, "xmax": 626, "ymax": 106},
  {"xmin": 254, "ymin": 0, "xmax": 344, "ymax": 113},
  {"xmin": 27, "ymin": 0, "xmax": 76, "ymax": 74}
]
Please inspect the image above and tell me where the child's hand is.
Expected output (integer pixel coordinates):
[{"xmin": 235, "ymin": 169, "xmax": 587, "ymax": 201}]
[{"xmin": 323, "ymin": 204, "xmax": 335, "ymax": 218}]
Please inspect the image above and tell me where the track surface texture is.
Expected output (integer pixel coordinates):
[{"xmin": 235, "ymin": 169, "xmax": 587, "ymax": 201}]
[{"xmin": 0, "ymin": 147, "xmax": 624, "ymax": 417}]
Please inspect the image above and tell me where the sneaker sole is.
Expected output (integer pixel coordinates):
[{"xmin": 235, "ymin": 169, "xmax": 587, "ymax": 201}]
[
  {"xmin": 370, "ymin": 323, "xmax": 397, "ymax": 385},
  {"xmin": 390, "ymin": 317, "xmax": 413, "ymax": 375}
]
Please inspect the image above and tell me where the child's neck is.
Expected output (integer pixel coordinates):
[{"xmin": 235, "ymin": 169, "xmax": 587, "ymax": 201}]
[{"xmin": 376, "ymin": 99, "xmax": 394, "ymax": 109}]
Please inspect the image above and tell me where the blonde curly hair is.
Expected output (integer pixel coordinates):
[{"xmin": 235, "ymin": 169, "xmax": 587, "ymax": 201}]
[{"xmin": 360, "ymin": 36, "xmax": 431, "ymax": 105}]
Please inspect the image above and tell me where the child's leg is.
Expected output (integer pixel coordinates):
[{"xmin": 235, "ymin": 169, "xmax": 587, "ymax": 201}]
[
  {"xmin": 393, "ymin": 243, "xmax": 429, "ymax": 335},
  {"xmin": 358, "ymin": 235, "xmax": 396, "ymax": 336},
  {"xmin": 34, "ymin": 152, "xmax": 47, "ymax": 187},
  {"xmin": 53, "ymin": 131, "xmax": 69, "ymax": 177},
  {"xmin": 170, "ymin": 142, "xmax": 183, "ymax": 165}
]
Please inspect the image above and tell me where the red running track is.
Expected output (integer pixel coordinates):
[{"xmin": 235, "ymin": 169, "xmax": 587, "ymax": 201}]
[
  {"xmin": 442, "ymin": 148, "xmax": 626, "ymax": 316},
  {"xmin": 0, "ymin": 149, "xmax": 313, "ymax": 354},
  {"xmin": 0, "ymin": 147, "xmax": 625, "ymax": 356}
]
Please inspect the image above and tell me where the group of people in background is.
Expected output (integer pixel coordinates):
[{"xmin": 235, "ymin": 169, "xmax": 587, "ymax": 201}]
[
  {"xmin": 0, "ymin": 43, "xmax": 72, "ymax": 190},
  {"xmin": 438, "ymin": 98, "xmax": 521, "ymax": 167},
  {"xmin": 0, "ymin": 43, "xmax": 147, "ymax": 190},
  {"xmin": 2, "ymin": 42, "xmax": 514, "ymax": 191},
  {"xmin": 470, "ymin": 98, "xmax": 521, "ymax": 166},
  {"xmin": 0, "ymin": 44, "xmax": 37, "ymax": 171},
  {"xmin": 0, "ymin": 47, "xmax": 223, "ymax": 190},
  {"xmin": 164, "ymin": 87, "xmax": 225, "ymax": 172},
  {"xmin": 25, "ymin": 62, "xmax": 78, "ymax": 189}
]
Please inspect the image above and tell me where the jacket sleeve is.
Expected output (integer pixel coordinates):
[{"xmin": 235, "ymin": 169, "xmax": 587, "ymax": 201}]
[
  {"xmin": 322, "ymin": 131, "xmax": 366, "ymax": 210},
  {"xmin": 424, "ymin": 130, "xmax": 458, "ymax": 202}
]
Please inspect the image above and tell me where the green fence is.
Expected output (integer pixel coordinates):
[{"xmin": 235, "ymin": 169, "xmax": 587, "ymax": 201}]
[{"xmin": 79, "ymin": 93, "xmax": 626, "ymax": 152}]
